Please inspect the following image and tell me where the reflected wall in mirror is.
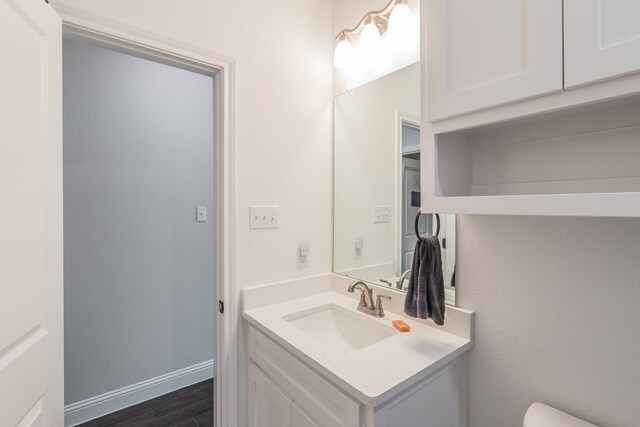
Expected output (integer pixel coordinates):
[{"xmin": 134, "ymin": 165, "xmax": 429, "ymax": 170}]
[{"xmin": 333, "ymin": 62, "xmax": 456, "ymax": 305}]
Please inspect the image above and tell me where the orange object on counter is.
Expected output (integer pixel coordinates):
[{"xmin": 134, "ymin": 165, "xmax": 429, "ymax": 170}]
[{"xmin": 392, "ymin": 320, "xmax": 410, "ymax": 332}]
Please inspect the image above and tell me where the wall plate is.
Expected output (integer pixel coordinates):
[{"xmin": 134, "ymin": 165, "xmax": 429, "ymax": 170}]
[{"xmin": 250, "ymin": 206, "xmax": 279, "ymax": 229}]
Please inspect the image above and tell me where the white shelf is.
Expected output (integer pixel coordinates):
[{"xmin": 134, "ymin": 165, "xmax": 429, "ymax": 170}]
[{"xmin": 423, "ymin": 93, "xmax": 640, "ymax": 217}]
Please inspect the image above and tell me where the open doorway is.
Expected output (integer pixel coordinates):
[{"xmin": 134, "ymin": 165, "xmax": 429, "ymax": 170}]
[
  {"xmin": 399, "ymin": 120, "xmax": 456, "ymax": 304},
  {"xmin": 62, "ymin": 36, "xmax": 218, "ymax": 426}
]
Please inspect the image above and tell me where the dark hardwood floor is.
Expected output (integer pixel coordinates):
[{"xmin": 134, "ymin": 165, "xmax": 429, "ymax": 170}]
[{"xmin": 79, "ymin": 379, "xmax": 214, "ymax": 427}]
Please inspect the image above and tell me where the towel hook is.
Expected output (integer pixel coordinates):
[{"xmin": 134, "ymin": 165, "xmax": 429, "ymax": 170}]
[{"xmin": 414, "ymin": 208, "xmax": 440, "ymax": 239}]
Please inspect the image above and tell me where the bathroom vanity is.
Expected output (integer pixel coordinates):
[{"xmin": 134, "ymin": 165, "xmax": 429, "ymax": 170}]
[{"xmin": 243, "ymin": 274, "xmax": 473, "ymax": 427}]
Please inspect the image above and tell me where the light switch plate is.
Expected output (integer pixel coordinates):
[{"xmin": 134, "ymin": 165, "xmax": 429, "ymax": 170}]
[
  {"xmin": 196, "ymin": 206, "xmax": 207, "ymax": 222},
  {"xmin": 250, "ymin": 206, "xmax": 279, "ymax": 229},
  {"xmin": 374, "ymin": 206, "xmax": 390, "ymax": 223}
]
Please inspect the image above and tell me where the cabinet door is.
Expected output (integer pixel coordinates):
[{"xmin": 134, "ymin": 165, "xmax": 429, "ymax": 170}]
[
  {"xmin": 426, "ymin": 0, "xmax": 563, "ymax": 121},
  {"xmin": 292, "ymin": 402, "xmax": 321, "ymax": 427},
  {"xmin": 249, "ymin": 326, "xmax": 360, "ymax": 427},
  {"xmin": 248, "ymin": 364, "xmax": 292, "ymax": 427},
  {"xmin": 564, "ymin": 0, "xmax": 640, "ymax": 88},
  {"xmin": 375, "ymin": 363, "xmax": 462, "ymax": 427}
]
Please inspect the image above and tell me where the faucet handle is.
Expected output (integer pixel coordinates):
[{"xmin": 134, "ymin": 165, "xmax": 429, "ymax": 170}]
[
  {"xmin": 379, "ymin": 279, "xmax": 393, "ymax": 287},
  {"xmin": 356, "ymin": 290, "xmax": 367, "ymax": 309},
  {"xmin": 374, "ymin": 294, "xmax": 391, "ymax": 317}
]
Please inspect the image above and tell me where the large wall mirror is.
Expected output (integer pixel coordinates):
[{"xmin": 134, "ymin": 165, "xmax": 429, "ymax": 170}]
[{"xmin": 333, "ymin": 63, "xmax": 456, "ymax": 305}]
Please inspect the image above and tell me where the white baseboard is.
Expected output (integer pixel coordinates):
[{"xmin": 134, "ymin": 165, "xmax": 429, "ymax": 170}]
[{"xmin": 64, "ymin": 359, "xmax": 214, "ymax": 427}]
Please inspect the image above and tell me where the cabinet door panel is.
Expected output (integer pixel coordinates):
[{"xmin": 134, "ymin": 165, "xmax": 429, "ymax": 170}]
[
  {"xmin": 378, "ymin": 364, "xmax": 461, "ymax": 427},
  {"xmin": 564, "ymin": 0, "xmax": 640, "ymax": 88},
  {"xmin": 292, "ymin": 402, "xmax": 321, "ymax": 427},
  {"xmin": 249, "ymin": 326, "xmax": 360, "ymax": 427},
  {"xmin": 426, "ymin": 0, "xmax": 563, "ymax": 121},
  {"xmin": 248, "ymin": 364, "xmax": 292, "ymax": 427}
]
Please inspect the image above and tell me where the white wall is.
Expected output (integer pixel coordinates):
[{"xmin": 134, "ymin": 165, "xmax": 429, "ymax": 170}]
[
  {"xmin": 53, "ymin": 0, "xmax": 333, "ymax": 424},
  {"xmin": 334, "ymin": 63, "xmax": 419, "ymax": 279},
  {"xmin": 63, "ymin": 38, "xmax": 215, "ymax": 404},
  {"xmin": 54, "ymin": 0, "xmax": 333, "ymax": 288},
  {"xmin": 457, "ymin": 215, "xmax": 640, "ymax": 427}
]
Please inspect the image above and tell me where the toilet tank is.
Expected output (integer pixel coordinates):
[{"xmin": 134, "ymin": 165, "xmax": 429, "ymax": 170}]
[{"xmin": 523, "ymin": 403, "xmax": 597, "ymax": 427}]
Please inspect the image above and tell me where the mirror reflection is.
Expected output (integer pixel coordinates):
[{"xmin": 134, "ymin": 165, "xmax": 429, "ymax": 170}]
[{"xmin": 333, "ymin": 63, "xmax": 456, "ymax": 305}]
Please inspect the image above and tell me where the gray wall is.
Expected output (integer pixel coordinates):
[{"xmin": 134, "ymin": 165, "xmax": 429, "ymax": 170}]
[
  {"xmin": 457, "ymin": 216, "xmax": 640, "ymax": 427},
  {"xmin": 63, "ymin": 38, "xmax": 215, "ymax": 404}
]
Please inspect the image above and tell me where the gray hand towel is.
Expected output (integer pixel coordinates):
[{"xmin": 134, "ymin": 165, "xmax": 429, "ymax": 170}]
[{"xmin": 404, "ymin": 236, "xmax": 446, "ymax": 325}]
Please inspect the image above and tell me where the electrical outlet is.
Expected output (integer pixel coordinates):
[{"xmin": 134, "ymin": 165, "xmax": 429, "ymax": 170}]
[
  {"xmin": 374, "ymin": 206, "xmax": 390, "ymax": 223},
  {"xmin": 298, "ymin": 240, "xmax": 309, "ymax": 267},
  {"xmin": 250, "ymin": 206, "xmax": 279, "ymax": 229},
  {"xmin": 354, "ymin": 235, "xmax": 363, "ymax": 258}
]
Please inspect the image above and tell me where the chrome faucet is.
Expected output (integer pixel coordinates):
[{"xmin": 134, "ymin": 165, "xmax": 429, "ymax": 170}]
[
  {"xmin": 347, "ymin": 281, "xmax": 391, "ymax": 318},
  {"xmin": 397, "ymin": 269, "xmax": 411, "ymax": 290},
  {"xmin": 347, "ymin": 281, "xmax": 374, "ymax": 310}
]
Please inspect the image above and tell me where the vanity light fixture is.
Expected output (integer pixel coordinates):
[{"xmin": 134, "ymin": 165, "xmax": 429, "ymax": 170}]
[
  {"xmin": 333, "ymin": 0, "xmax": 415, "ymax": 70},
  {"xmin": 333, "ymin": 32, "xmax": 353, "ymax": 70}
]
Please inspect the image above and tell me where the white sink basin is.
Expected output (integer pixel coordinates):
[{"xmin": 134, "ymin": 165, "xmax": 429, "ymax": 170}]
[{"xmin": 283, "ymin": 304, "xmax": 396, "ymax": 353}]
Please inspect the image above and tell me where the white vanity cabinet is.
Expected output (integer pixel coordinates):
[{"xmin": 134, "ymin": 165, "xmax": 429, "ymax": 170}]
[
  {"xmin": 425, "ymin": 0, "xmax": 563, "ymax": 121},
  {"xmin": 248, "ymin": 326, "xmax": 360, "ymax": 427},
  {"xmin": 247, "ymin": 325, "xmax": 466, "ymax": 427},
  {"xmin": 248, "ymin": 363, "xmax": 341, "ymax": 427},
  {"xmin": 368, "ymin": 360, "xmax": 464, "ymax": 427}
]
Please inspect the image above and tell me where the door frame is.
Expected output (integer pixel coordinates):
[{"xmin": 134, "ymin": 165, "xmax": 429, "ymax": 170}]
[
  {"xmin": 395, "ymin": 110, "xmax": 420, "ymax": 277},
  {"xmin": 51, "ymin": 3, "xmax": 238, "ymax": 427}
]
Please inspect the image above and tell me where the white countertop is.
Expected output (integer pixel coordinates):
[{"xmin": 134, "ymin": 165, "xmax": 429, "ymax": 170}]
[{"xmin": 243, "ymin": 281, "xmax": 473, "ymax": 407}]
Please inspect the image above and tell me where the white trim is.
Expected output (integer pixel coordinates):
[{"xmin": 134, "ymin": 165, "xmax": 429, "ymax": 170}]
[
  {"xmin": 64, "ymin": 360, "xmax": 214, "ymax": 427},
  {"xmin": 50, "ymin": 3, "xmax": 239, "ymax": 427},
  {"xmin": 395, "ymin": 110, "xmax": 421, "ymax": 276},
  {"xmin": 402, "ymin": 144, "xmax": 421, "ymax": 155}
]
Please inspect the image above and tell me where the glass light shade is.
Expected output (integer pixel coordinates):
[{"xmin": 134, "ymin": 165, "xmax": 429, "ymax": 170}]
[
  {"xmin": 358, "ymin": 21, "xmax": 382, "ymax": 67},
  {"xmin": 388, "ymin": 3, "xmax": 414, "ymax": 42},
  {"xmin": 360, "ymin": 21, "xmax": 382, "ymax": 48},
  {"xmin": 333, "ymin": 38, "xmax": 353, "ymax": 69}
]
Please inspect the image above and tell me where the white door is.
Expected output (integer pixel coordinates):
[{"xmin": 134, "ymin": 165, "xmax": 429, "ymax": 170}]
[
  {"xmin": 0, "ymin": 0, "xmax": 63, "ymax": 426},
  {"xmin": 564, "ymin": 0, "xmax": 640, "ymax": 88},
  {"xmin": 426, "ymin": 0, "xmax": 563, "ymax": 121}
]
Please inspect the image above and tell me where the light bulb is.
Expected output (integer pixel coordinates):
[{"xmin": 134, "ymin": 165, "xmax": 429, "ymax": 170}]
[
  {"xmin": 387, "ymin": 2, "xmax": 414, "ymax": 44},
  {"xmin": 333, "ymin": 36, "xmax": 353, "ymax": 70}
]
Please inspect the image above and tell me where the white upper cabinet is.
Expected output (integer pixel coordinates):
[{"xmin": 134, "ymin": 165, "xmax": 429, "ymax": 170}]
[
  {"xmin": 564, "ymin": 0, "xmax": 640, "ymax": 88},
  {"xmin": 423, "ymin": 0, "xmax": 640, "ymax": 216},
  {"xmin": 426, "ymin": 0, "xmax": 563, "ymax": 121}
]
